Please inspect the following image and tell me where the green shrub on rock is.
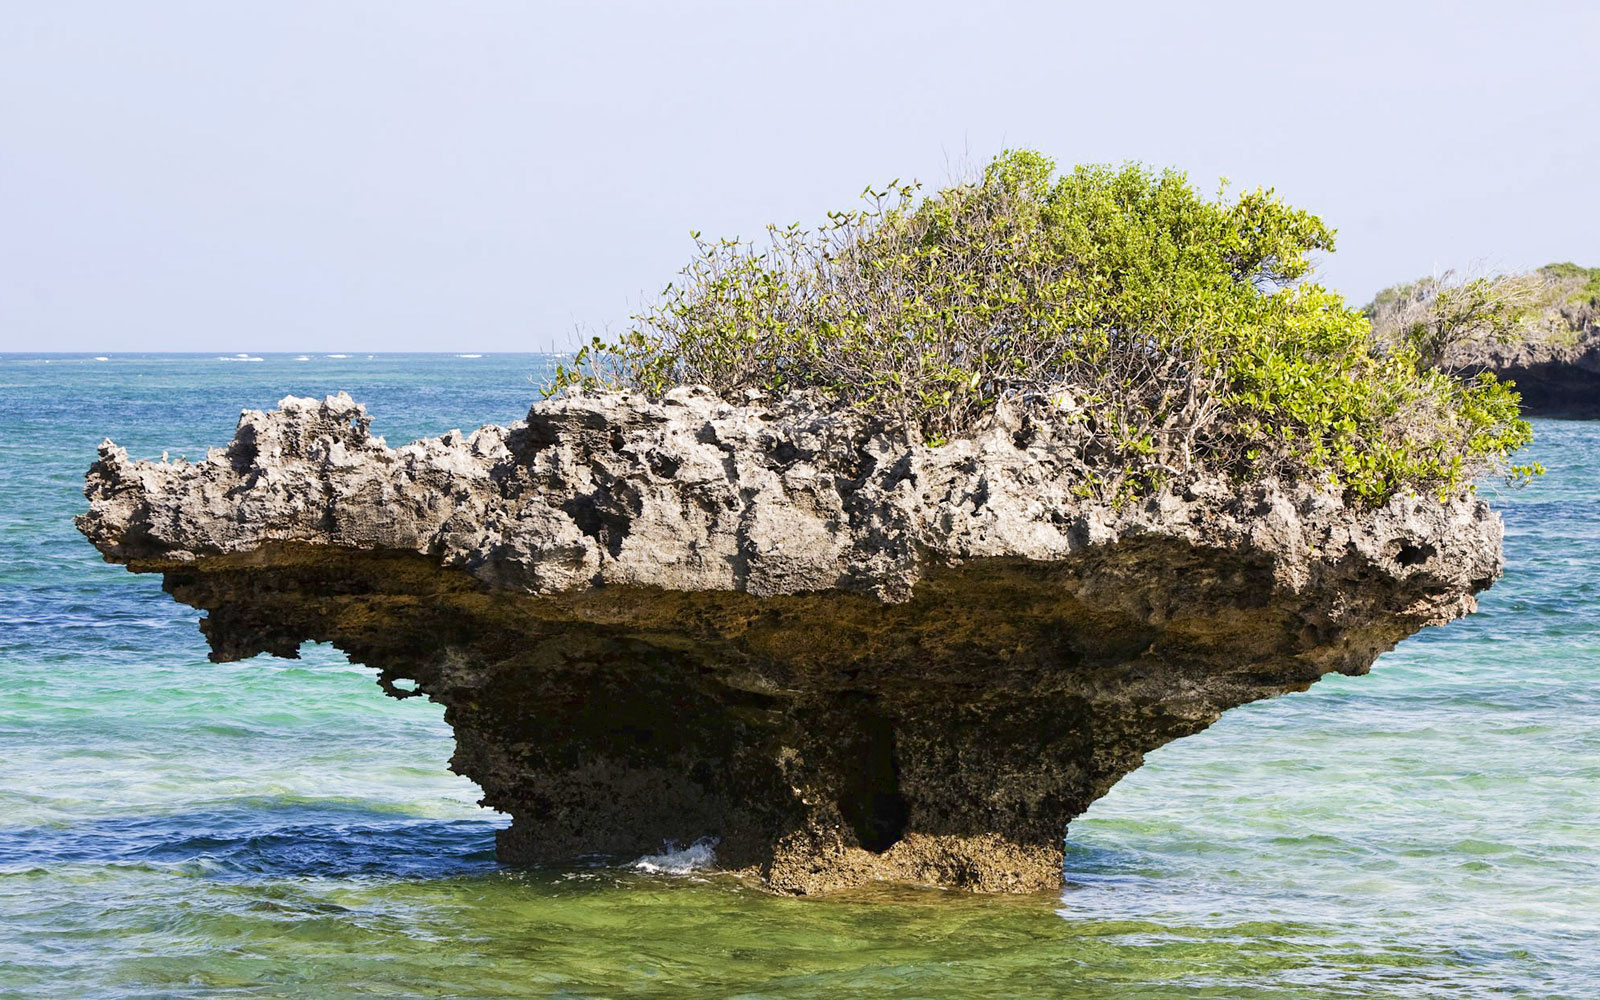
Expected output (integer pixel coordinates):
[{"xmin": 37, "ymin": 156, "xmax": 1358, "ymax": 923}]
[
  {"xmin": 1367, "ymin": 264, "xmax": 1600, "ymax": 363},
  {"xmin": 1364, "ymin": 271, "xmax": 1549, "ymax": 370},
  {"xmin": 552, "ymin": 150, "xmax": 1535, "ymax": 505}
]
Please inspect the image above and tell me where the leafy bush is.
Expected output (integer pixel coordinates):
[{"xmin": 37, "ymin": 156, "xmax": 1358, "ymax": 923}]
[
  {"xmin": 1367, "ymin": 263, "xmax": 1599, "ymax": 360},
  {"xmin": 1364, "ymin": 270, "xmax": 1552, "ymax": 369},
  {"xmin": 552, "ymin": 150, "xmax": 1535, "ymax": 505}
]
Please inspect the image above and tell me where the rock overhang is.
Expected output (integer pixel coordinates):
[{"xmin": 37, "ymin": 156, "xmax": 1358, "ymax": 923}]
[{"xmin": 76, "ymin": 389, "xmax": 1504, "ymax": 893}]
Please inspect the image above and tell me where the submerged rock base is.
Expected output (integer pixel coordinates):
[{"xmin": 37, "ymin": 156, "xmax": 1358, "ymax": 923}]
[{"xmin": 79, "ymin": 392, "xmax": 1502, "ymax": 893}]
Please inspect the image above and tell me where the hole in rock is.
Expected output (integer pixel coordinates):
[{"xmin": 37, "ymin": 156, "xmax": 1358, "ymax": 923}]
[
  {"xmin": 1395, "ymin": 542, "xmax": 1434, "ymax": 567},
  {"xmin": 561, "ymin": 490, "xmax": 635, "ymax": 558},
  {"xmin": 837, "ymin": 703, "xmax": 909, "ymax": 853}
]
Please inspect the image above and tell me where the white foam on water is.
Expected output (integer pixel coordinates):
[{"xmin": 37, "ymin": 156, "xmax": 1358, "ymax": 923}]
[
  {"xmin": 456, "ymin": 353, "xmax": 483, "ymax": 358},
  {"xmin": 630, "ymin": 836, "xmax": 719, "ymax": 875},
  {"xmin": 218, "ymin": 356, "xmax": 264, "ymax": 362},
  {"xmin": 94, "ymin": 356, "xmax": 109, "ymax": 361},
  {"xmin": 326, "ymin": 353, "xmax": 349, "ymax": 358},
  {"xmin": 294, "ymin": 355, "xmax": 311, "ymax": 361}
]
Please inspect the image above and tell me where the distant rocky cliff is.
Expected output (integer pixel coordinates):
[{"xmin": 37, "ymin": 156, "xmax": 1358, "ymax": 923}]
[
  {"xmin": 78, "ymin": 391, "xmax": 1503, "ymax": 893},
  {"xmin": 1445, "ymin": 322, "xmax": 1600, "ymax": 418},
  {"xmin": 1369, "ymin": 264, "xmax": 1600, "ymax": 418}
]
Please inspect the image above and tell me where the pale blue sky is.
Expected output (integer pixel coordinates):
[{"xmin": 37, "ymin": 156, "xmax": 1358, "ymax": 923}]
[{"xmin": 2, "ymin": 1, "xmax": 1596, "ymax": 353}]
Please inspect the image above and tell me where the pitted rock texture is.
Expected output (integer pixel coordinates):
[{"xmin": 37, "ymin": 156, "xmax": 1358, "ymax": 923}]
[{"xmin": 78, "ymin": 390, "xmax": 1504, "ymax": 894}]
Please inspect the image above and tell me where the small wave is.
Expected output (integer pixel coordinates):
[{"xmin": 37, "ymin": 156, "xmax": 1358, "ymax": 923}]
[
  {"xmin": 631, "ymin": 837, "xmax": 718, "ymax": 875},
  {"xmin": 456, "ymin": 353, "xmax": 484, "ymax": 358},
  {"xmin": 218, "ymin": 355, "xmax": 264, "ymax": 363},
  {"xmin": 294, "ymin": 355, "xmax": 311, "ymax": 361},
  {"xmin": 94, "ymin": 356, "xmax": 109, "ymax": 362},
  {"xmin": 0, "ymin": 809, "xmax": 501, "ymax": 880},
  {"xmin": 326, "ymin": 354, "xmax": 349, "ymax": 358}
]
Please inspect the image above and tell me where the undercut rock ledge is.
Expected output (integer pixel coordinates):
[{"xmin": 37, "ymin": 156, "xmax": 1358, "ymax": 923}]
[
  {"xmin": 1445, "ymin": 305, "xmax": 1600, "ymax": 417},
  {"xmin": 78, "ymin": 390, "xmax": 1502, "ymax": 894}
]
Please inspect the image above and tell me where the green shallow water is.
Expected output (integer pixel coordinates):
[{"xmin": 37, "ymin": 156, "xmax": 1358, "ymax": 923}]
[{"xmin": 1, "ymin": 353, "xmax": 1595, "ymax": 998}]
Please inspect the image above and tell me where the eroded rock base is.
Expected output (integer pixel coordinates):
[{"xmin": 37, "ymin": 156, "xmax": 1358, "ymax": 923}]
[{"xmin": 148, "ymin": 541, "xmax": 1439, "ymax": 894}]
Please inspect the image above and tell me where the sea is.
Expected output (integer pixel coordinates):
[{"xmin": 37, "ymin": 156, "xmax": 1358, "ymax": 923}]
[{"xmin": 1, "ymin": 353, "xmax": 1595, "ymax": 999}]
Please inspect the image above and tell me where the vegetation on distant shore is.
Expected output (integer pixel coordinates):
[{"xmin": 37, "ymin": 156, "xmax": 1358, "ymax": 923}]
[
  {"xmin": 551, "ymin": 150, "xmax": 1536, "ymax": 505},
  {"xmin": 1365, "ymin": 263, "xmax": 1600, "ymax": 367},
  {"xmin": 1539, "ymin": 261, "xmax": 1600, "ymax": 304}
]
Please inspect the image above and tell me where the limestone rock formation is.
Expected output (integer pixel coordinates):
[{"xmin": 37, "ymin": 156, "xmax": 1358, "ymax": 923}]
[{"xmin": 77, "ymin": 391, "xmax": 1503, "ymax": 894}]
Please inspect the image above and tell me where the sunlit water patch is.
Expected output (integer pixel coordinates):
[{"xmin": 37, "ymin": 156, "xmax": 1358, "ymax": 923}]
[{"xmin": 1, "ymin": 354, "xmax": 1594, "ymax": 998}]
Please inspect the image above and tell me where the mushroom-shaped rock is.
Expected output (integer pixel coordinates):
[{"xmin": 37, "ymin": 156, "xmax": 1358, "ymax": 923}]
[{"xmin": 77, "ymin": 392, "xmax": 1503, "ymax": 894}]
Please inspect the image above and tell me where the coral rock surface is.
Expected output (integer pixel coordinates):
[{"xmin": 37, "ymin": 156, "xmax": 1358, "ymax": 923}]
[{"xmin": 78, "ymin": 391, "xmax": 1503, "ymax": 893}]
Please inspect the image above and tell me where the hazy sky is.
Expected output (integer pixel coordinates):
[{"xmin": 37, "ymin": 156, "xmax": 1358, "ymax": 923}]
[{"xmin": 3, "ymin": 1, "xmax": 1596, "ymax": 353}]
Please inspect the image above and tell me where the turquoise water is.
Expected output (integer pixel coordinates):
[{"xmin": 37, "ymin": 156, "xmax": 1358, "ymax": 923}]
[{"xmin": 2, "ymin": 353, "xmax": 1595, "ymax": 999}]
